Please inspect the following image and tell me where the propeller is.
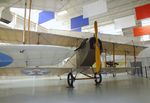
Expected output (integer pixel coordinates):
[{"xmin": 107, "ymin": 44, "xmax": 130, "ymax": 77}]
[{"xmin": 94, "ymin": 21, "xmax": 101, "ymax": 74}]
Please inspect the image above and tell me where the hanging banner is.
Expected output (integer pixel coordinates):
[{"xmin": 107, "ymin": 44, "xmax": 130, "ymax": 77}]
[
  {"xmin": 38, "ymin": 11, "xmax": 54, "ymax": 24},
  {"xmin": 135, "ymin": 3, "xmax": 150, "ymax": 20},
  {"xmin": 133, "ymin": 25, "xmax": 150, "ymax": 37},
  {"xmin": 71, "ymin": 15, "xmax": 89, "ymax": 30}
]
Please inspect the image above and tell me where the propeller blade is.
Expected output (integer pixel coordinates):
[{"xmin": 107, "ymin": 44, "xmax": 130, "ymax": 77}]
[{"xmin": 94, "ymin": 21, "xmax": 101, "ymax": 73}]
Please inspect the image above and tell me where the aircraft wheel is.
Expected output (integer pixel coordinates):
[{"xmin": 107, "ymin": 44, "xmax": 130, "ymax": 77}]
[
  {"xmin": 67, "ymin": 72, "xmax": 75, "ymax": 87},
  {"xmin": 113, "ymin": 73, "xmax": 116, "ymax": 77},
  {"xmin": 94, "ymin": 73, "xmax": 102, "ymax": 85}
]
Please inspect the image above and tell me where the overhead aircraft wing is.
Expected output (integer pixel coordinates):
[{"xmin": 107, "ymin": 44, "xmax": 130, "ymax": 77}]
[{"xmin": 0, "ymin": 27, "xmax": 146, "ymax": 56}]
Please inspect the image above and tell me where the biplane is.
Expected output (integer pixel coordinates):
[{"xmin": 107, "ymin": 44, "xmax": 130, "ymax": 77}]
[{"xmin": 0, "ymin": 21, "xmax": 146, "ymax": 87}]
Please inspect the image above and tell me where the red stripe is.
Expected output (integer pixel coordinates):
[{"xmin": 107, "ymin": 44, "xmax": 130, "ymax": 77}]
[
  {"xmin": 135, "ymin": 3, "xmax": 150, "ymax": 20},
  {"xmin": 133, "ymin": 25, "xmax": 150, "ymax": 37}
]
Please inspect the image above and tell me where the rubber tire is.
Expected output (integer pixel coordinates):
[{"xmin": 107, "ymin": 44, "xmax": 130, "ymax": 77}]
[
  {"xmin": 94, "ymin": 73, "xmax": 102, "ymax": 85},
  {"xmin": 113, "ymin": 73, "xmax": 116, "ymax": 77},
  {"xmin": 67, "ymin": 73, "xmax": 74, "ymax": 87}
]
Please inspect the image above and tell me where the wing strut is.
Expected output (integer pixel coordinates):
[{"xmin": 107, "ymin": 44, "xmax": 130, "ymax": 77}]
[
  {"xmin": 124, "ymin": 51, "xmax": 127, "ymax": 67},
  {"xmin": 23, "ymin": 0, "xmax": 32, "ymax": 44},
  {"xmin": 104, "ymin": 49, "xmax": 107, "ymax": 68},
  {"xmin": 132, "ymin": 40, "xmax": 136, "ymax": 66},
  {"xmin": 23, "ymin": 0, "xmax": 27, "ymax": 44},
  {"xmin": 27, "ymin": 0, "xmax": 32, "ymax": 44}
]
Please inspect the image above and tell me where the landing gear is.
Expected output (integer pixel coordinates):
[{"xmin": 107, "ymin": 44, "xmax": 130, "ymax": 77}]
[
  {"xmin": 94, "ymin": 73, "xmax": 102, "ymax": 85},
  {"xmin": 67, "ymin": 67, "xmax": 103, "ymax": 87},
  {"xmin": 67, "ymin": 72, "xmax": 75, "ymax": 88}
]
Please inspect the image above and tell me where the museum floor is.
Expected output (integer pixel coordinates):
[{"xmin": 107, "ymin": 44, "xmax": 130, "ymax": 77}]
[{"xmin": 0, "ymin": 74, "xmax": 150, "ymax": 103}]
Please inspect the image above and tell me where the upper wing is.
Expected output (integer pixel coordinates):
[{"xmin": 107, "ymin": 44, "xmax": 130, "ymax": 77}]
[
  {"xmin": 0, "ymin": 27, "xmax": 83, "ymax": 47},
  {"xmin": 102, "ymin": 41, "xmax": 146, "ymax": 56},
  {"xmin": 0, "ymin": 27, "xmax": 146, "ymax": 56}
]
